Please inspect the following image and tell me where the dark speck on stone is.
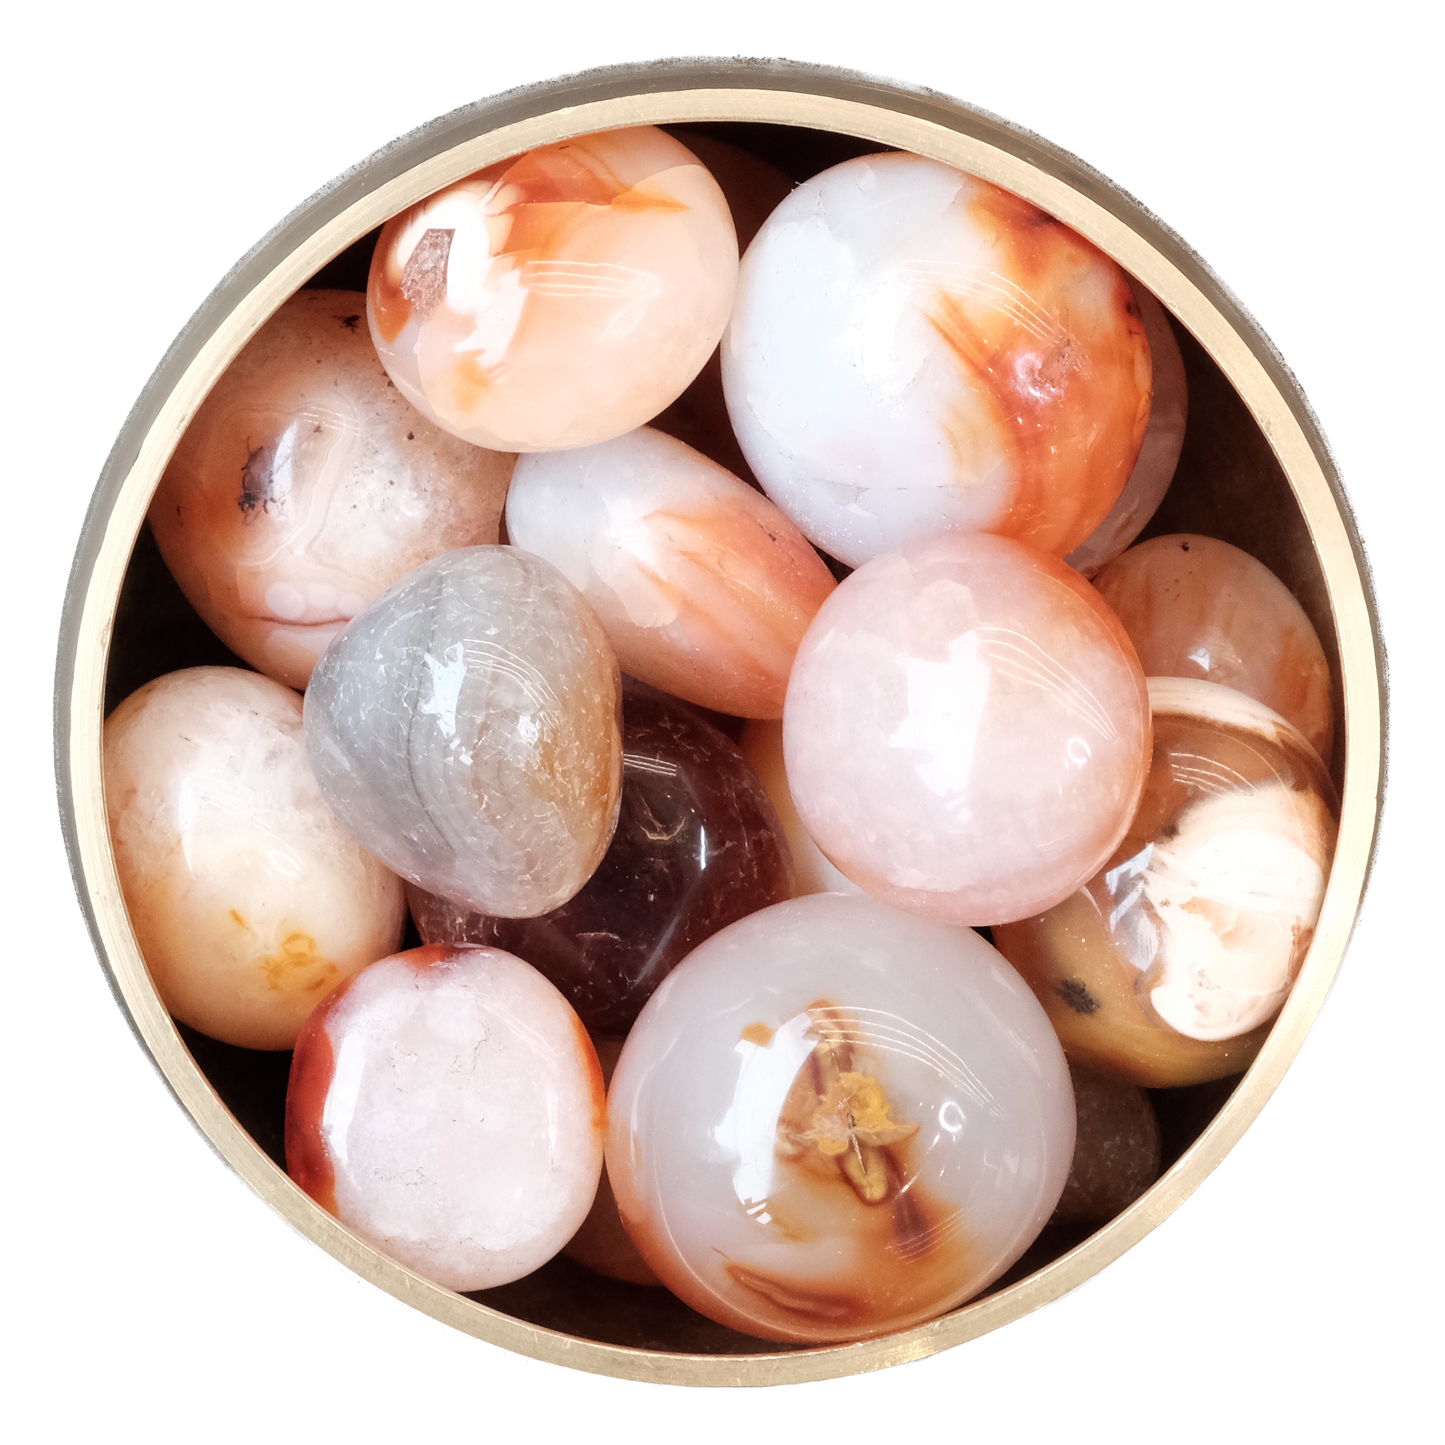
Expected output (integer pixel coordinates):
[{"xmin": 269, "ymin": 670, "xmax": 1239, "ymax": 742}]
[
  {"xmin": 407, "ymin": 432, "xmax": 415, "ymax": 440},
  {"xmin": 1058, "ymin": 979, "xmax": 1101, "ymax": 1016},
  {"xmin": 342, "ymin": 314, "xmax": 360, "ymax": 331}
]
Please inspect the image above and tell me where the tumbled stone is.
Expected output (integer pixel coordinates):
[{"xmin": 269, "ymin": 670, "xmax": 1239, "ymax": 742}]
[
  {"xmin": 286, "ymin": 944, "xmax": 605, "ymax": 1291},
  {"xmin": 994, "ymin": 678, "xmax": 1338, "ymax": 1086},
  {"xmin": 104, "ymin": 667, "xmax": 405, "ymax": 1049},
  {"xmin": 1051, "ymin": 1061, "xmax": 1161, "ymax": 1226},
  {"xmin": 304, "ymin": 547, "xmax": 622, "ymax": 918}
]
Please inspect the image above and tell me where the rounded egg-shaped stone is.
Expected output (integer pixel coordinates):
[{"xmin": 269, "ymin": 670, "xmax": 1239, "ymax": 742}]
[
  {"xmin": 150, "ymin": 290, "xmax": 514, "ymax": 690},
  {"xmin": 367, "ymin": 127, "xmax": 738, "ymax": 452},
  {"xmin": 784, "ymin": 532, "xmax": 1151, "ymax": 925},
  {"xmin": 721, "ymin": 152, "xmax": 1151, "ymax": 568},
  {"xmin": 104, "ymin": 667, "xmax": 406, "ymax": 1049},
  {"xmin": 303, "ymin": 547, "xmax": 622, "ymax": 918},
  {"xmin": 994, "ymin": 678, "xmax": 1339, "ymax": 1087},
  {"xmin": 285, "ymin": 945, "xmax": 605, "ymax": 1292},
  {"xmin": 506, "ymin": 426, "xmax": 837, "ymax": 718},
  {"xmin": 606, "ymin": 894, "xmax": 1076, "ymax": 1344}
]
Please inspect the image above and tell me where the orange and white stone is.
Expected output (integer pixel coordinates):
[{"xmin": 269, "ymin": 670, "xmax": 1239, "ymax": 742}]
[
  {"xmin": 150, "ymin": 290, "xmax": 514, "ymax": 691},
  {"xmin": 104, "ymin": 667, "xmax": 405, "ymax": 1050},
  {"xmin": 1093, "ymin": 533, "xmax": 1334, "ymax": 760},
  {"xmin": 506, "ymin": 426, "xmax": 836, "ymax": 718},
  {"xmin": 994, "ymin": 678, "xmax": 1339, "ymax": 1087},
  {"xmin": 368, "ymin": 127, "xmax": 738, "ymax": 453},
  {"xmin": 1066, "ymin": 282, "xmax": 1188, "ymax": 576},
  {"xmin": 721, "ymin": 153, "xmax": 1152, "ymax": 568}
]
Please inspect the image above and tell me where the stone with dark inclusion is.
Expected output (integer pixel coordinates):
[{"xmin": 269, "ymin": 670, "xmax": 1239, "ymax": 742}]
[{"xmin": 408, "ymin": 682, "xmax": 796, "ymax": 1035}]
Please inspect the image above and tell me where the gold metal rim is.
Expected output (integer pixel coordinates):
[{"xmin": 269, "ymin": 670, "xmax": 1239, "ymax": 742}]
[{"xmin": 54, "ymin": 58, "xmax": 1385, "ymax": 1388}]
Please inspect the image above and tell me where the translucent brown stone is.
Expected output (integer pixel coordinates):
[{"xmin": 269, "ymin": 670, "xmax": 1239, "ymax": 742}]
[{"xmin": 408, "ymin": 682, "xmax": 796, "ymax": 1034}]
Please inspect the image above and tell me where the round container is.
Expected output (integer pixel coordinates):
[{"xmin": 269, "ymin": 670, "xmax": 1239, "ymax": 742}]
[{"xmin": 55, "ymin": 59, "xmax": 1384, "ymax": 1387}]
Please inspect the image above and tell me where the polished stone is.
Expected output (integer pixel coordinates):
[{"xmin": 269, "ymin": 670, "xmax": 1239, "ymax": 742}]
[{"xmin": 304, "ymin": 547, "xmax": 622, "ymax": 918}]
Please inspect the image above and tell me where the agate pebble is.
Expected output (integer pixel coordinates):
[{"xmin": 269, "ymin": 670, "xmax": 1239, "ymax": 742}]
[
  {"xmin": 995, "ymin": 678, "xmax": 1338, "ymax": 1087},
  {"xmin": 150, "ymin": 289, "xmax": 514, "ymax": 690},
  {"xmin": 607, "ymin": 894, "xmax": 1075, "ymax": 1343},
  {"xmin": 722, "ymin": 152, "xmax": 1151, "ymax": 567},
  {"xmin": 304, "ymin": 546, "xmax": 622, "ymax": 918},
  {"xmin": 784, "ymin": 531, "xmax": 1151, "ymax": 925},
  {"xmin": 368, "ymin": 127, "xmax": 738, "ymax": 452},
  {"xmin": 1051, "ymin": 1061, "xmax": 1160, "ymax": 1226},
  {"xmin": 104, "ymin": 667, "xmax": 405, "ymax": 1050},
  {"xmin": 286, "ymin": 945, "xmax": 605, "ymax": 1291}
]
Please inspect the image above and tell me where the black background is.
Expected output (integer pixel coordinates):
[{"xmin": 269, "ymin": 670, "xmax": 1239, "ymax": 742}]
[{"xmin": 50, "ymin": 33, "xmax": 1392, "ymax": 1404}]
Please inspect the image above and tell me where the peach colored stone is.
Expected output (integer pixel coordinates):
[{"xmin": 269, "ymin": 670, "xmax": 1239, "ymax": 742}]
[
  {"xmin": 368, "ymin": 127, "xmax": 737, "ymax": 452},
  {"xmin": 507, "ymin": 426, "xmax": 836, "ymax": 718},
  {"xmin": 722, "ymin": 152, "xmax": 1152, "ymax": 567},
  {"xmin": 151, "ymin": 290, "xmax": 513, "ymax": 690},
  {"xmin": 784, "ymin": 532, "xmax": 1151, "ymax": 926},
  {"xmin": 1093, "ymin": 533, "xmax": 1334, "ymax": 760},
  {"xmin": 104, "ymin": 667, "xmax": 405, "ymax": 1050}
]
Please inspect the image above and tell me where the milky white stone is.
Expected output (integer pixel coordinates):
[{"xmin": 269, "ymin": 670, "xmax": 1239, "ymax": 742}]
[
  {"xmin": 607, "ymin": 894, "xmax": 1075, "ymax": 1343},
  {"xmin": 150, "ymin": 290, "xmax": 514, "ymax": 690},
  {"xmin": 104, "ymin": 667, "xmax": 405, "ymax": 1049},
  {"xmin": 784, "ymin": 532, "xmax": 1151, "ymax": 925},
  {"xmin": 722, "ymin": 152, "xmax": 1151, "ymax": 567},
  {"xmin": 303, "ymin": 547, "xmax": 622, "ymax": 918},
  {"xmin": 1066, "ymin": 282, "xmax": 1189, "ymax": 576},
  {"xmin": 507, "ymin": 426, "xmax": 836, "ymax": 718},
  {"xmin": 286, "ymin": 946, "xmax": 604, "ymax": 1291},
  {"xmin": 368, "ymin": 127, "xmax": 738, "ymax": 452}
]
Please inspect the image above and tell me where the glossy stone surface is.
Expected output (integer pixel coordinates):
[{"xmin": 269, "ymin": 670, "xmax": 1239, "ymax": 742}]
[
  {"xmin": 1051, "ymin": 1061, "xmax": 1160, "ymax": 1226},
  {"xmin": 784, "ymin": 532, "xmax": 1151, "ymax": 925},
  {"xmin": 1094, "ymin": 533, "xmax": 1334, "ymax": 760},
  {"xmin": 304, "ymin": 547, "xmax": 622, "ymax": 918},
  {"xmin": 1066, "ymin": 282, "xmax": 1188, "ymax": 576},
  {"xmin": 994, "ymin": 678, "xmax": 1338, "ymax": 1087},
  {"xmin": 739, "ymin": 719, "xmax": 861, "ymax": 897},
  {"xmin": 286, "ymin": 945, "xmax": 605, "ymax": 1292},
  {"xmin": 150, "ymin": 290, "xmax": 514, "ymax": 690},
  {"xmin": 722, "ymin": 152, "xmax": 1151, "ymax": 567},
  {"xmin": 408, "ymin": 682, "xmax": 795, "ymax": 1034},
  {"xmin": 507, "ymin": 427, "xmax": 836, "ymax": 717},
  {"xmin": 104, "ymin": 667, "xmax": 405, "ymax": 1050},
  {"xmin": 607, "ymin": 894, "xmax": 1075, "ymax": 1344},
  {"xmin": 368, "ymin": 127, "xmax": 737, "ymax": 452}
]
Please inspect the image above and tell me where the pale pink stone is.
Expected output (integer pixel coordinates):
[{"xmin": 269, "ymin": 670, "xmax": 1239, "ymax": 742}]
[
  {"xmin": 784, "ymin": 533, "xmax": 1151, "ymax": 925},
  {"xmin": 368, "ymin": 127, "xmax": 738, "ymax": 452},
  {"xmin": 506, "ymin": 427, "xmax": 836, "ymax": 718},
  {"xmin": 104, "ymin": 667, "xmax": 405, "ymax": 1050},
  {"xmin": 286, "ymin": 945, "xmax": 605, "ymax": 1292},
  {"xmin": 1093, "ymin": 533, "xmax": 1334, "ymax": 760},
  {"xmin": 151, "ymin": 290, "xmax": 514, "ymax": 691}
]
